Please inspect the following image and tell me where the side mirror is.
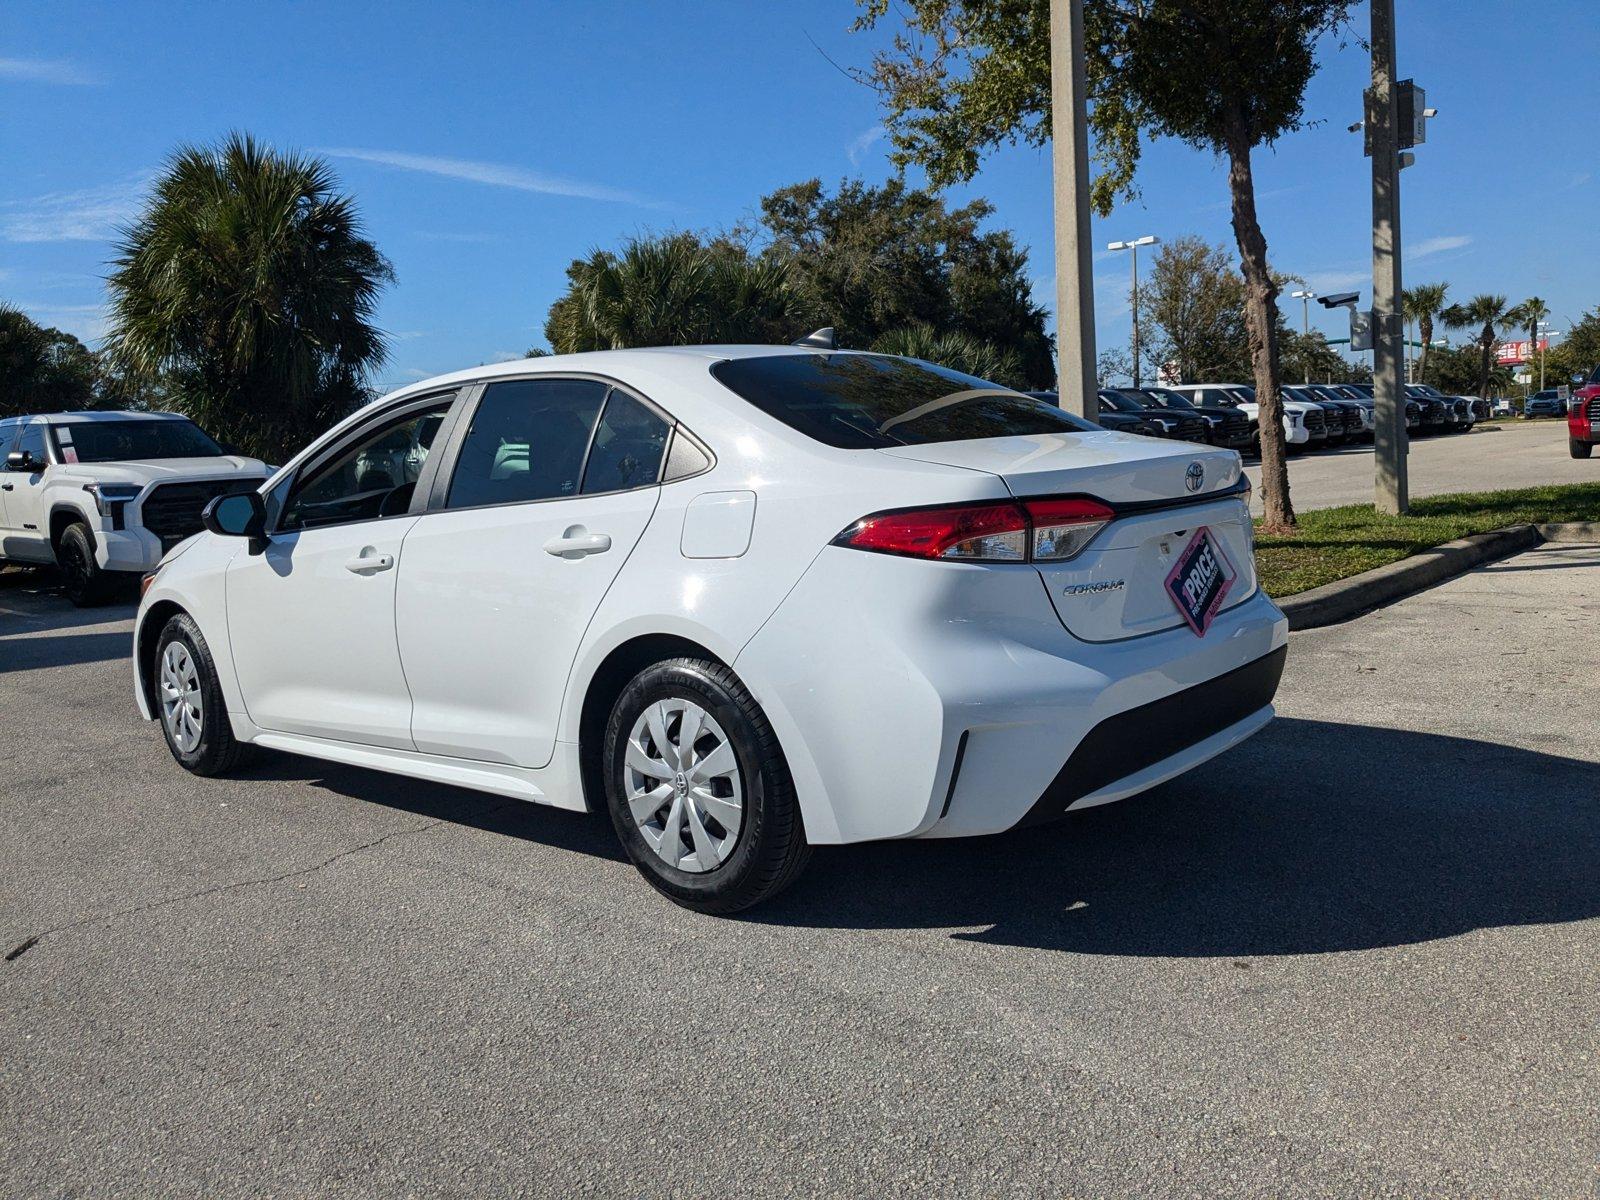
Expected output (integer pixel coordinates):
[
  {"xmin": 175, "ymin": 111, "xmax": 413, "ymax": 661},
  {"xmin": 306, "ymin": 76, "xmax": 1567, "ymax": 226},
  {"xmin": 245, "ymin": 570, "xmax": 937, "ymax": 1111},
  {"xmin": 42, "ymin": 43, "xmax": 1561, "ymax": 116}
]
[
  {"xmin": 7, "ymin": 450, "xmax": 37, "ymax": 472},
  {"xmin": 202, "ymin": 491, "xmax": 266, "ymax": 548}
]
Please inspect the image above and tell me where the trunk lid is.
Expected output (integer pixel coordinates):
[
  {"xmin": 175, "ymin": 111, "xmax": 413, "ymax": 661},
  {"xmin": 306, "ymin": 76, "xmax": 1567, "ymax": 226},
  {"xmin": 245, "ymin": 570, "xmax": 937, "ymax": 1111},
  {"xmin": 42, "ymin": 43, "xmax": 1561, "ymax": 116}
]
[{"xmin": 880, "ymin": 432, "xmax": 1258, "ymax": 641}]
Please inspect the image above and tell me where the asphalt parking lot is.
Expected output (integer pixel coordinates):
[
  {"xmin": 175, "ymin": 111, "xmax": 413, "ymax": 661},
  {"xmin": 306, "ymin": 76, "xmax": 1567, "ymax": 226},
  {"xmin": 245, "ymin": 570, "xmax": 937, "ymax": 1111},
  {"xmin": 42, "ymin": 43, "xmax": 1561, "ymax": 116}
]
[
  {"xmin": 1244, "ymin": 418, "xmax": 1592, "ymax": 513},
  {"xmin": 2, "ymin": 546, "xmax": 1598, "ymax": 1198}
]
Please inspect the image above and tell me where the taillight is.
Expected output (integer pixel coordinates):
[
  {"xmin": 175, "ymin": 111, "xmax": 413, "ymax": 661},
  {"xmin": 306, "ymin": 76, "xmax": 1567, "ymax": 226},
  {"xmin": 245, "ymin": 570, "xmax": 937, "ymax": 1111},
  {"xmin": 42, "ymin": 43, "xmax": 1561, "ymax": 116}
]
[
  {"xmin": 1024, "ymin": 498, "xmax": 1113, "ymax": 561},
  {"xmin": 834, "ymin": 497, "xmax": 1112, "ymax": 563},
  {"xmin": 835, "ymin": 501, "xmax": 1029, "ymax": 561}
]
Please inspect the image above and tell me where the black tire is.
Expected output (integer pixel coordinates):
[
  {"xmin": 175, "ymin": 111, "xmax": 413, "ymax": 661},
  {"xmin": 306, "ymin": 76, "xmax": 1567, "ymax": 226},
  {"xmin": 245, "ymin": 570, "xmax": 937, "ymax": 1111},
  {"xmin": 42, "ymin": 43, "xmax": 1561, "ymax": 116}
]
[
  {"xmin": 602, "ymin": 657, "xmax": 809, "ymax": 914},
  {"xmin": 154, "ymin": 612, "xmax": 248, "ymax": 776},
  {"xmin": 1573, "ymin": 437, "xmax": 1594, "ymax": 460},
  {"xmin": 56, "ymin": 521, "xmax": 116, "ymax": 607}
]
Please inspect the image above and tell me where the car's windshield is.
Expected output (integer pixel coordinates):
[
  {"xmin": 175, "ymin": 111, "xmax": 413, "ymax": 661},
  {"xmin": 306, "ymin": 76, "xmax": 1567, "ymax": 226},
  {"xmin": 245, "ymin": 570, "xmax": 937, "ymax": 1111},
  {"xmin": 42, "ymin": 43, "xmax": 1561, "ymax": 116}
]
[
  {"xmin": 52, "ymin": 418, "xmax": 224, "ymax": 463},
  {"xmin": 1098, "ymin": 390, "xmax": 1148, "ymax": 414},
  {"xmin": 710, "ymin": 353, "xmax": 1095, "ymax": 449},
  {"xmin": 1140, "ymin": 387, "xmax": 1198, "ymax": 411},
  {"xmin": 1230, "ymin": 385, "xmax": 1256, "ymax": 403}
]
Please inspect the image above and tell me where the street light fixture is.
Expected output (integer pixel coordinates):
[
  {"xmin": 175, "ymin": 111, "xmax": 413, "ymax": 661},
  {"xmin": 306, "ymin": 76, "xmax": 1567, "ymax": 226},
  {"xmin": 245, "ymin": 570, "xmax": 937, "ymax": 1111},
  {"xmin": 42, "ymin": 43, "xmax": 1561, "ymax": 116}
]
[
  {"xmin": 1537, "ymin": 320, "xmax": 1554, "ymax": 391},
  {"xmin": 1107, "ymin": 235, "xmax": 1159, "ymax": 387},
  {"xmin": 1290, "ymin": 289, "xmax": 1317, "ymax": 384}
]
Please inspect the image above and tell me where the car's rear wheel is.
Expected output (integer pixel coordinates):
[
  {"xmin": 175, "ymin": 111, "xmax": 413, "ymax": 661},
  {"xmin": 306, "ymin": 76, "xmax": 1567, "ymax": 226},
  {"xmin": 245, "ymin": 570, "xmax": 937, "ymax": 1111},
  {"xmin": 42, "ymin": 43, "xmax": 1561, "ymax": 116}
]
[
  {"xmin": 155, "ymin": 612, "xmax": 247, "ymax": 776},
  {"xmin": 1573, "ymin": 437, "xmax": 1594, "ymax": 460},
  {"xmin": 57, "ymin": 522, "xmax": 115, "ymax": 607},
  {"xmin": 603, "ymin": 657, "xmax": 809, "ymax": 914}
]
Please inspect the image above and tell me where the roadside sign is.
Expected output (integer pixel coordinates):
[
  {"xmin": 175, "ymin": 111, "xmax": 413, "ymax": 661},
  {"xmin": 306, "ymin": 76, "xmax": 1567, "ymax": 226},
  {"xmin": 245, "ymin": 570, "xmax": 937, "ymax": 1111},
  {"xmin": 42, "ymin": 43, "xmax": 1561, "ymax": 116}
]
[
  {"xmin": 1514, "ymin": 372, "xmax": 1532, "ymax": 384},
  {"xmin": 1557, "ymin": 384, "xmax": 1571, "ymax": 401}
]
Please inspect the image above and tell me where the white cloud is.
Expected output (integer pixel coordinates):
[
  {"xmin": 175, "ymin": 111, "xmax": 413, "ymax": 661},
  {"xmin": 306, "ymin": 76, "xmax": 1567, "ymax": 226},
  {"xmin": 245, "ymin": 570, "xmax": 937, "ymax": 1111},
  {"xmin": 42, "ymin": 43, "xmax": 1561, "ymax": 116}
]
[
  {"xmin": 318, "ymin": 147, "xmax": 665, "ymax": 208},
  {"xmin": 0, "ymin": 57, "xmax": 102, "ymax": 86},
  {"xmin": 16, "ymin": 301, "xmax": 110, "ymax": 343},
  {"xmin": 1, "ymin": 174, "xmax": 151, "ymax": 243},
  {"xmin": 1407, "ymin": 235, "xmax": 1472, "ymax": 261},
  {"xmin": 1304, "ymin": 269, "xmax": 1369, "ymax": 293},
  {"xmin": 846, "ymin": 125, "xmax": 885, "ymax": 166}
]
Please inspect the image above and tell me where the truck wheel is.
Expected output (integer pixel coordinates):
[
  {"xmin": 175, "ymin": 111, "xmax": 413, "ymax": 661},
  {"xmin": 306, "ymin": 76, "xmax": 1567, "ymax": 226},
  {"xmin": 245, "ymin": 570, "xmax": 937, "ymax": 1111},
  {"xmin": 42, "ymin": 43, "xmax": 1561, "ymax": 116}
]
[
  {"xmin": 57, "ymin": 522, "xmax": 115, "ymax": 607},
  {"xmin": 1572, "ymin": 437, "xmax": 1593, "ymax": 460}
]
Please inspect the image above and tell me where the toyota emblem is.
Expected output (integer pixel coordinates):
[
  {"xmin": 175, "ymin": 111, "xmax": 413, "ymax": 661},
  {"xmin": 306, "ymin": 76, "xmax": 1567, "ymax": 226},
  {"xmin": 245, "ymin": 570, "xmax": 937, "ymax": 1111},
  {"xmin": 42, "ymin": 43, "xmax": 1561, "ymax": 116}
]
[{"xmin": 1184, "ymin": 461, "xmax": 1205, "ymax": 493}]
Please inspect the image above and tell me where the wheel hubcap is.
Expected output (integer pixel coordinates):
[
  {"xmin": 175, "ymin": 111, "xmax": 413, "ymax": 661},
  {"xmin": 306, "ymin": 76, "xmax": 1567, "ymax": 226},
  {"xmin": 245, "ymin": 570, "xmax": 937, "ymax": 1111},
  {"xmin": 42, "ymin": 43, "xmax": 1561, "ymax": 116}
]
[
  {"xmin": 624, "ymin": 698, "xmax": 743, "ymax": 874},
  {"xmin": 159, "ymin": 641, "xmax": 203, "ymax": 754}
]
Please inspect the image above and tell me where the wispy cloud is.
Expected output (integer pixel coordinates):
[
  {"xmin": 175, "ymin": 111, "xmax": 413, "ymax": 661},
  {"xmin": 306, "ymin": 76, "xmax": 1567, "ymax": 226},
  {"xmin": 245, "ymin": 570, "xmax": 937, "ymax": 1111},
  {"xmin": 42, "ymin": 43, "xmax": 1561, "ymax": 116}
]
[
  {"xmin": 0, "ymin": 57, "xmax": 102, "ymax": 86},
  {"xmin": 1, "ymin": 174, "xmax": 150, "ymax": 243},
  {"xmin": 1195, "ymin": 183, "xmax": 1306, "ymax": 214},
  {"xmin": 318, "ymin": 147, "xmax": 666, "ymax": 208},
  {"xmin": 16, "ymin": 301, "xmax": 110, "ymax": 343},
  {"xmin": 1407, "ymin": 234, "xmax": 1472, "ymax": 261},
  {"xmin": 1304, "ymin": 268, "xmax": 1369, "ymax": 292},
  {"xmin": 846, "ymin": 125, "xmax": 885, "ymax": 167}
]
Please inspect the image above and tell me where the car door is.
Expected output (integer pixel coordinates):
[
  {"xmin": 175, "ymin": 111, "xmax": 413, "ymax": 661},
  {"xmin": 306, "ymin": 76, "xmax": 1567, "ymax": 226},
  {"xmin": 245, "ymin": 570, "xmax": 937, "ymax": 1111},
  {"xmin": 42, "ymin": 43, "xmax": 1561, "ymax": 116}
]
[
  {"xmin": 396, "ymin": 377, "xmax": 672, "ymax": 767},
  {"xmin": 225, "ymin": 393, "xmax": 459, "ymax": 749},
  {"xmin": 0, "ymin": 420, "xmax": 54, "ymax": 563}
]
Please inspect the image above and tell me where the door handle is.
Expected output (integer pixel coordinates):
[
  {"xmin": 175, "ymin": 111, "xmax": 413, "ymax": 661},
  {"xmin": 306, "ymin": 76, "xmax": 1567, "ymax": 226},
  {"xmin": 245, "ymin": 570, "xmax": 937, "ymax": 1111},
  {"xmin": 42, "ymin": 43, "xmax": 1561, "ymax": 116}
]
[
  {"xmin": 344, "ymin": 551, "xmax": 395, "ymax": 574},
  {"xmin": 543, "ymin": 528, "xmax": 612, "ymax": 559},
  {"xmin": 0, "ymin": 483, "xmax": 12, "ymax": 491}
]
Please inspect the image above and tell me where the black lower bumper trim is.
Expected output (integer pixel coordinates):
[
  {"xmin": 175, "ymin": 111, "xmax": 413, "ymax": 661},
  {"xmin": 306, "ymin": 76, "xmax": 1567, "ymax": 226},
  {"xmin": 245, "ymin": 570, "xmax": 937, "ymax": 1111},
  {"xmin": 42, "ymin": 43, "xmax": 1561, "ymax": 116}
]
[{"xmin": 1018, "ymin": 644, "xmax": 1288, "ymax": 827}]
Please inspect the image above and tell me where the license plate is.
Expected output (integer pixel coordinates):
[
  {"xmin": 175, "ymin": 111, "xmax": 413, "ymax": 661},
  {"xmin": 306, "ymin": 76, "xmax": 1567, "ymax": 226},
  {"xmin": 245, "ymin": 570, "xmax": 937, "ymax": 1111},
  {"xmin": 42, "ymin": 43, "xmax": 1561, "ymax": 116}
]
[{"xmin": 1165, "ymin": 527, "xmax": 1236, "ymax": 637}]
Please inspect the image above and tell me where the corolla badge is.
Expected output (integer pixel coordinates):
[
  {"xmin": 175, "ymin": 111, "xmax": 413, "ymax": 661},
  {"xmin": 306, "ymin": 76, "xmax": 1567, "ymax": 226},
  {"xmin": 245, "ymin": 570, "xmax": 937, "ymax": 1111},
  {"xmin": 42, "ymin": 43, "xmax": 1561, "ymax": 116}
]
[
  {"xmin": 1185, "ymin": 461, "xmax": 1205, "ymax": 492},
  {"xmin": 1061, "ymin": 579, "xmax": 1125, "ymax": 597}
]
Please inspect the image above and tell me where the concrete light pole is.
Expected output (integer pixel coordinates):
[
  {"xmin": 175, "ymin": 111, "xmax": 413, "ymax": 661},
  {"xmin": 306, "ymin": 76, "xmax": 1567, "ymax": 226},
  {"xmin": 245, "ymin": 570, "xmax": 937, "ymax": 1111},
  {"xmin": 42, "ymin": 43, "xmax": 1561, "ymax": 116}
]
[
  {"xmin": 1291, "ymin": 289, "xmax": 1316, "ymax": 384},
  {"xmin": 1049, "ymin": 0, "xmax": 1097, "ymax": 422},
  {"xmin": 1368, "ymin": 0, "xmax": 1408, "ymax": 515},
  {"xmin": 1107, "ymin": 236, "xmax": 1158, "ymax": 387},
  {"xmin": 1538, "ymin": 320, "xmax": 1552, "ymax": 390}
]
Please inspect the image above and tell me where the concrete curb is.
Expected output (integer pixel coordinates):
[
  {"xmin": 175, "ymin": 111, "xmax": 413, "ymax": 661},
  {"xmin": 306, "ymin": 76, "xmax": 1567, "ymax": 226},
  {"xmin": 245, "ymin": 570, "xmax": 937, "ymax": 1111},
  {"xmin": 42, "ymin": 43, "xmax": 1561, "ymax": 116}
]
[{"xmin": 1279, "ymin": 522, "xmax": 1598, "ymax": 631}]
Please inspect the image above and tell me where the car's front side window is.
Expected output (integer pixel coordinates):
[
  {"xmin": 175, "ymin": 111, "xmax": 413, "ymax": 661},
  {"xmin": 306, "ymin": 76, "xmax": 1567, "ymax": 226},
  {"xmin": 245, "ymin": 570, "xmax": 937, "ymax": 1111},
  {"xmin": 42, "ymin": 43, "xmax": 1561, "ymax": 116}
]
[
  {"xmin": 278, "ymin": 399, "xmax": 454, "ymax": 532},
  {"xmin": 443, "ymin": 378, "xmax": 610, "ymax": 510},
  {"xmin": 14, "ymin": 421, "xmax": 48, "ymax": 467}
]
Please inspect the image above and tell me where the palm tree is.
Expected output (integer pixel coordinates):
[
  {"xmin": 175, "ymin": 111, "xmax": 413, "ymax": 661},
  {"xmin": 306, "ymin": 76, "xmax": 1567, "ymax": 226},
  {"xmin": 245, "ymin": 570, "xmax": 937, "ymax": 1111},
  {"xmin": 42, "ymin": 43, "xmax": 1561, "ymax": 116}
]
[
  {"xmin": 1441, "ymin": 294, "xmax": 1514, "ymax": 400},
  {"xmin": 106, "ymin": 133, "xmax": 393, "ymax": 461},
  {"xmin": 544, "ymin": 233, "xmax": 800, "ymax": 353},
  {"xmin": 1402, "ymin": 282, "xmax": 1449, "ymax": 387},
  {"xmin": 870, "ymin": 323, "xmax": 1025, "ymax": 389},
  {"xmin": 1517, "ymin": 296, "xmax": 1552, "ymax": 389}
]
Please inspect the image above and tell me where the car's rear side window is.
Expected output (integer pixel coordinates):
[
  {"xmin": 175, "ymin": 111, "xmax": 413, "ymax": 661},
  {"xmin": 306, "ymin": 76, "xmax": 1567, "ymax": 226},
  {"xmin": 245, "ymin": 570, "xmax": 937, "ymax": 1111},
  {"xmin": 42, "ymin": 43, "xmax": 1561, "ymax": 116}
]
[
  {"xmin": 711, "ymin": 353, "xmax": 1093, "ymax": 450},
  {"xmin": 581, "ymin": 391, "xmax": 670, "ymax": 494},
  {"xmin": 445, "ymin": 378, "xmax": 610, "ymax": 509}
]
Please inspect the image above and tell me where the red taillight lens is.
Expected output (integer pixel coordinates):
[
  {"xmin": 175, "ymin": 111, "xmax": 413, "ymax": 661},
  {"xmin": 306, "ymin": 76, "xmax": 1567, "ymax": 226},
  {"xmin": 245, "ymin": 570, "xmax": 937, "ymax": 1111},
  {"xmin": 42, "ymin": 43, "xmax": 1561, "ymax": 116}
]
[
  {"xmin": 1024, "ymin": 498, "xmax": 1113, "ymax": 561},
  {"xmin": 835, "ymin": 497, "xmax": 1111, "ymax": 563},
  {"xmin": 836, "ymin": 501, "xmax": 1029, "ymax": 561}
]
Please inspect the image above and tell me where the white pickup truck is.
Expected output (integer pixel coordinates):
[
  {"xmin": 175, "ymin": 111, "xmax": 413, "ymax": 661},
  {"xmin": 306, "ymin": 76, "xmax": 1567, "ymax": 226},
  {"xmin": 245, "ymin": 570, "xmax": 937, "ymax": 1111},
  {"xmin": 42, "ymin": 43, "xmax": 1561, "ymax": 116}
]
[{"xmin": 0, "ymin": 411, "xmax": 268, "ymax": 605}]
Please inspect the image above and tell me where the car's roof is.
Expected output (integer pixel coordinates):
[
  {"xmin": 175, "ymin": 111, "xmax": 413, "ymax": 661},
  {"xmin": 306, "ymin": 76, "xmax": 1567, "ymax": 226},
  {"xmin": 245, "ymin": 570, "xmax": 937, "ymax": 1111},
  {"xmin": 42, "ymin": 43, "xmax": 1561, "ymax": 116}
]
[
  {"xmin": 382, "ymin": 344, "xmax": 833, "ymax": 404},
  {"xmin": 2, "ymin": 410, "xmax": 190, "ymax": 424}
]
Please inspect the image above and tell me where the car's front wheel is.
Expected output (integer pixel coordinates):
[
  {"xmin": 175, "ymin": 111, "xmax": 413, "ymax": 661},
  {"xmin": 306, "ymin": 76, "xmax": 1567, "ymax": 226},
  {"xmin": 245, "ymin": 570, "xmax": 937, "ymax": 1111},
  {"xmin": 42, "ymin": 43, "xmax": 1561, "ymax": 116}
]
[
  {"xmin": 603, "ymin": 658, "xmax": 809, "ymax": 914},
  {"xmin": 1573, "ymin": 437, "xmax": 1594, "ymax": 460},
  {"xmin": 155, "ymin": 612, "xmax": 247, "ymax": 776}
]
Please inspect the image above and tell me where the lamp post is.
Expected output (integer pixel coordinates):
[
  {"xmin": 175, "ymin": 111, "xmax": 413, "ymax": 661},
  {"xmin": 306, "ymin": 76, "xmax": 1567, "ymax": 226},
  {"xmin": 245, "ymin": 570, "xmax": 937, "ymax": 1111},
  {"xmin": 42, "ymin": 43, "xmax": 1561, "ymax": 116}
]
[
  {"xmin": 1291, "ymin": 289, "xmax": 1317, "ymax": 384},
  {"xmin": 1107, "ymin": 235, "xmax": 1158, "ymax": 387},
  {"xmin": 1049, "ymin": 0, "xmax": 1097, "ymax": 422},
  {"xmin": 1537, "ymin": 320, "xmax": 1552, "ymax": 390}
]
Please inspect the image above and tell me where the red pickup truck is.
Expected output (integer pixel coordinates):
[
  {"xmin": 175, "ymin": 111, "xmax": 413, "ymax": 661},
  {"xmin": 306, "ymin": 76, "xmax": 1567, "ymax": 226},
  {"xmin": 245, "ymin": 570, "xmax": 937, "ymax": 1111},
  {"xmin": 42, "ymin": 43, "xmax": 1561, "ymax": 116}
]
[{"xmin": 1572, "ymin": 366, "xmax": 1600, "ymax": 458}]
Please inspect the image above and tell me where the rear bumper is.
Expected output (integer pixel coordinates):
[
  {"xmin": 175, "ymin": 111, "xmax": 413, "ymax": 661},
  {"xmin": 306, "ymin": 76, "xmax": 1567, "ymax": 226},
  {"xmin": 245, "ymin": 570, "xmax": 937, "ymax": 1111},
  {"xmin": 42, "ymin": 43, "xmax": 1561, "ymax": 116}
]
[
  {"xmin": 1017, "ymin": 644, "xmax": 1286, "ymax": 826},
  {"xmin": 736, "ymin": 548, "xmax": 1288, "ymax": 845}
]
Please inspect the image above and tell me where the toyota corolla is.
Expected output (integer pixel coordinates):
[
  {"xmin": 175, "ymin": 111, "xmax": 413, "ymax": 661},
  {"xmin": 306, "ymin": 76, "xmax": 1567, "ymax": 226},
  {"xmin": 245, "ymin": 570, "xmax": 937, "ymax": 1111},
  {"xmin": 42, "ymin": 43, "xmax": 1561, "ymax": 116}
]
[{"xmin": 135, "ymin": 345, "xmax": 1287, "ymax": 912}]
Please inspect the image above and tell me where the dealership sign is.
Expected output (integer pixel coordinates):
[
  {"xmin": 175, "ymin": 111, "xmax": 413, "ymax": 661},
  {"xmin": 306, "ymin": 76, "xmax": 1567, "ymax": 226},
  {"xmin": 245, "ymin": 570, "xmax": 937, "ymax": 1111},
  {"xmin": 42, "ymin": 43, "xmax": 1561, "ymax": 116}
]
[{"xmin": 1497, "ymin": 338, "xmax": 1548, "ymax": 365}]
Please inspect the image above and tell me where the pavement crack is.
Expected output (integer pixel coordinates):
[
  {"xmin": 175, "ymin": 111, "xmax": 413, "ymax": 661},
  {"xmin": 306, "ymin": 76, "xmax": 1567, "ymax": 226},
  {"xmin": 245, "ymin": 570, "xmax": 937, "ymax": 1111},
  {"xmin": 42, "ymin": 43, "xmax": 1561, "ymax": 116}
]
[{"xmin": 3, "ymin": 817, "xmax": 446, "ymax": 964}]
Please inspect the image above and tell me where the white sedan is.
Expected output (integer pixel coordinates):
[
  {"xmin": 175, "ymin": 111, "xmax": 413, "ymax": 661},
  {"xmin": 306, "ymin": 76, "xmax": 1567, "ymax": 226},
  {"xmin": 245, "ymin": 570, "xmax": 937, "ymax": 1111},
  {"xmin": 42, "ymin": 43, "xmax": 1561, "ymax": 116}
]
[{"xmin": 135, "ymin": 345, "xmax": 1287, "ymax": 912}]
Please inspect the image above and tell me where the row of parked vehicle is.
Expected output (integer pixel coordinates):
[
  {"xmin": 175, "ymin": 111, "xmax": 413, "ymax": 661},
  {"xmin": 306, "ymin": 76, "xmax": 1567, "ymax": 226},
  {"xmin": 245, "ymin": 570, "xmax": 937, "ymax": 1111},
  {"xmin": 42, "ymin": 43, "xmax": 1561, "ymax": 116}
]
[{"xmin": 1031, "ymin": 382, "xmax": 1490, "ymax": 457}]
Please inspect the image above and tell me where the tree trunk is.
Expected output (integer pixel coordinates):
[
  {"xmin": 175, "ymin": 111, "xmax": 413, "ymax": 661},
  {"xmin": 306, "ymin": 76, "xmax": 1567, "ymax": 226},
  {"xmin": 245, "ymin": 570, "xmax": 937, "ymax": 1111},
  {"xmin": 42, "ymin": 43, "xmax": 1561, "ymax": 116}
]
[
  {"xmin": 1417, "ymin": 313, "xmax": 1432, "ymax": 385},
  {"xmin": 1478, "ymin": 323, "xmax": 1494, "ymax": 399},
  {"xmin": 1225, "ymin": 127, "xmax": 1294, "ymax": 531}
]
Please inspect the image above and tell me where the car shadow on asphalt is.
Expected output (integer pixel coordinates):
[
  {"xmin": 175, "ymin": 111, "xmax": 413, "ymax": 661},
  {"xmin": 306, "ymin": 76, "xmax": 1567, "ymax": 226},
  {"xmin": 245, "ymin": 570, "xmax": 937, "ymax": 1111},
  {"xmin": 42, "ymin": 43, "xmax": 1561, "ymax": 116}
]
[
  {"xmin": 747, "ymin": 717, "xmax": 1600, "ymax": 957},
  {"xmin": 0, "ymin": 572, "xmax": 137, "ymax": 673},
  {"xmin": 240, "ymin": 755, "xmax": 628, "ymax": 863}
]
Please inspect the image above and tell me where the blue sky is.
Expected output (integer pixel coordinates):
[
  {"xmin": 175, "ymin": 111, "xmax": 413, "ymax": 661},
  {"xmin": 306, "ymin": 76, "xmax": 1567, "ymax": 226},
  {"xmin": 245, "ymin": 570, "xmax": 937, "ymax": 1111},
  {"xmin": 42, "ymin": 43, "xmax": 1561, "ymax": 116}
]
[{"xmin": 3, "ymin": 0, "xmax": 1597, "ymax": 391}]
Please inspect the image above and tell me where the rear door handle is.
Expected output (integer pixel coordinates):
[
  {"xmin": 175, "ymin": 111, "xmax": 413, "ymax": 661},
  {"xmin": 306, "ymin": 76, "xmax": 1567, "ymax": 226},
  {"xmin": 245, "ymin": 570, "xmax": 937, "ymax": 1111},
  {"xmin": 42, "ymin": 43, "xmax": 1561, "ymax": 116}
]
[
  {"xmin": 543, "ymin": 528, "xmax": 612, "ymax": 559},
  {"xmin": 344, "ymin": 551, "xmax": 394, "ymax": 574},
  {"xmin": 0, "ymin": 483, "xmax": 11, "ymax": 491}
]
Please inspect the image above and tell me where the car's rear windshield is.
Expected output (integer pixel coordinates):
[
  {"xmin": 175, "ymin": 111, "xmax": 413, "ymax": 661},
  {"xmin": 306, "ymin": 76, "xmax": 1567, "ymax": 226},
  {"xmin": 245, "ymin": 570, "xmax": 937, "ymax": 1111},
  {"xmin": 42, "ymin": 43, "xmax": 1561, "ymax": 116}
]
[
  {"xmin": 710, "ymin": 353, "xmax": 1095, "ymax": 449},
  {"xmin": 52, "ymin": 419, "xmax": 224, "ymax": 463}
]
